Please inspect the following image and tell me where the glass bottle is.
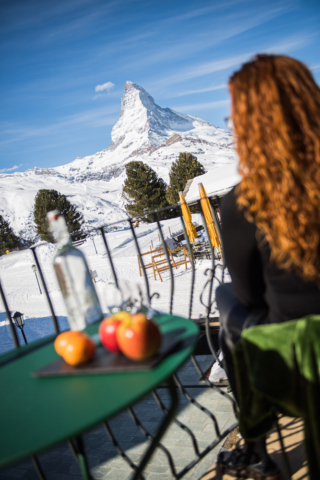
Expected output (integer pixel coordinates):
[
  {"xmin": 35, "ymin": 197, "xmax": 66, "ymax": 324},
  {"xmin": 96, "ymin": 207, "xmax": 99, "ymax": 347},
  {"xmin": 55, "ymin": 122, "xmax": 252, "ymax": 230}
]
[{"xmin": 47, "ymin": 210, "xmax": 103, "ymax": 330}]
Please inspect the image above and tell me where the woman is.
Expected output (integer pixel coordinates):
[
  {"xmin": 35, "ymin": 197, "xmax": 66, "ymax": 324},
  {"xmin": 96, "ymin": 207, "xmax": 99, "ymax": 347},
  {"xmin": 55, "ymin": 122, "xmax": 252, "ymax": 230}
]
[{"xmin": 216, "ymin": 54, "xmax": 320, "ymax": 479}]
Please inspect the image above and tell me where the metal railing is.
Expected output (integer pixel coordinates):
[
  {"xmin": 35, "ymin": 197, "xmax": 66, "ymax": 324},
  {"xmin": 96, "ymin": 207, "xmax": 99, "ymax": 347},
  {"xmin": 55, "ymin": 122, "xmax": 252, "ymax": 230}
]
[{"xmin": 0, "ymin": 195, "xmax": 239, "ymax": 480}]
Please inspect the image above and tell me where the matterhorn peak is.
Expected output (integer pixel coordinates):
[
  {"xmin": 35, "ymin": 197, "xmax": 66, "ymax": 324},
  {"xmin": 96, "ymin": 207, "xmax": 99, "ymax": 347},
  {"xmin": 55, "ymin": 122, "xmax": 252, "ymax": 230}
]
[
  {"xmin": 120, "ymin": 81, "xmax": 157, "ymax": 119},
  {"xmin": 123, "ymin": 80, "xmax": 151, "ymax": 98},
  {"xmin": 110, "ymin": 81, "xmax": 202, "ymax": 152},
  {"xmin": 56, "ymin": 81, "xmax": 231, "ymax": 181}
]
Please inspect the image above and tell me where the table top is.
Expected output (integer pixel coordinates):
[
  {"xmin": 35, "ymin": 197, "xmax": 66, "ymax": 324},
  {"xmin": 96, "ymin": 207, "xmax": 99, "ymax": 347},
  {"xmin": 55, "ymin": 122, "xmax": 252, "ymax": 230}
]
[{"xmin": 0, "ymin": 313, "xmax": 198, "ymax": 469}]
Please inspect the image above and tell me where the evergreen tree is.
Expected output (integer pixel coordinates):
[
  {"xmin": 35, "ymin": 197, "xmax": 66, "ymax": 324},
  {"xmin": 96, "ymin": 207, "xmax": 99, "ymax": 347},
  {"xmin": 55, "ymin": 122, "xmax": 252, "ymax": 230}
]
[
  {"xmin": 0, "ymin": 216, "xmax": 22, "ymax": 254},
  {"xmin": 123, "ymin": 161, "xmax": 175, "ymax": 221},
  {"xmin": 34, "ymin": 189, "xmax": 86, "ymax": 241},
  {"xmin": 166, "ymin": 153, "xmax": 206, "ymax": 204}
]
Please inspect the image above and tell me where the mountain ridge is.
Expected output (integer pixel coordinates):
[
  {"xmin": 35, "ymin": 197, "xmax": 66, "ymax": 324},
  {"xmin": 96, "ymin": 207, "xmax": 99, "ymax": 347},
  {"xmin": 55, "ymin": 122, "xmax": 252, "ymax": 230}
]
[
  {"xmin": 55, "ymin": 81, "xmax": 231, "ymax": 177},
  {"xmin": 0, "ymin": 82, "xmax": 237, "ymax": 239}
]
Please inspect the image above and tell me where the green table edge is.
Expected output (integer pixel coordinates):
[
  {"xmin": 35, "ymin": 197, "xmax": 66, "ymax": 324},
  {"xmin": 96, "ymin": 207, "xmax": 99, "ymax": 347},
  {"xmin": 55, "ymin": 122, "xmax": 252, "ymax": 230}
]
[{"xmin": 0, "ymin": 313, "xmax": 199, "ymax": 469}]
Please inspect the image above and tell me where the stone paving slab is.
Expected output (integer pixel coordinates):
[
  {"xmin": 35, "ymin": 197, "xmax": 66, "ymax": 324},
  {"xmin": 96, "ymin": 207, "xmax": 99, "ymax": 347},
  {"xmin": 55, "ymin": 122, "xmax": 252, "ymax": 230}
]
[{"xmin": 0, "ymin": 355, "xmax": 237, "ymax": 480}]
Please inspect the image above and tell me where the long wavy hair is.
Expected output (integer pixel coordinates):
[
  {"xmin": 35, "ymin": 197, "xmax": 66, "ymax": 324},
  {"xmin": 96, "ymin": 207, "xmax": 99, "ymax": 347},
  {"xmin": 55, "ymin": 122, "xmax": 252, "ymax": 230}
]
[{"xmin": 229, "ymin": 54, "xmax": 320, "ymax": 282}]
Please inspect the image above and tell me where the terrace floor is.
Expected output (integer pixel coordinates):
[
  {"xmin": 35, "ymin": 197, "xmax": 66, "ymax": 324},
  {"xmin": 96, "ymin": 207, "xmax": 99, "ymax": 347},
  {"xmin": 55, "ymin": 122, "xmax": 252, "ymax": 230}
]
[
  {"xmin": 203, "ymin": 416, "xmax": 308, "ymax": 480},
  {"xmin": 0, "ymin": 354, "xmax": 237, "ymax": 480}
]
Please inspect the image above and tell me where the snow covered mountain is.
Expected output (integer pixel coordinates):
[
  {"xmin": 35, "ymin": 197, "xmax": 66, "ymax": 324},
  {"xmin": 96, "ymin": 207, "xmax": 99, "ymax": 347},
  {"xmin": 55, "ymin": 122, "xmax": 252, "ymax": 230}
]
[
  {"xmin": 56, "ymin": 81, "xmax": 234, "ymax": 180},
  {"xmin": 0, "ymin": 81, "xmax": 237, "ymax": 239}
]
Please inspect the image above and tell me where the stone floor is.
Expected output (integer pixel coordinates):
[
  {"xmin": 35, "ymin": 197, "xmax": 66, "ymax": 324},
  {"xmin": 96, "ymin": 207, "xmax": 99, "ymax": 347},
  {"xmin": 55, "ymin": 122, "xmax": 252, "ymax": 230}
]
[{"xmin": 0, "ymin": 355, "xmax": 237, "ymax": 480}]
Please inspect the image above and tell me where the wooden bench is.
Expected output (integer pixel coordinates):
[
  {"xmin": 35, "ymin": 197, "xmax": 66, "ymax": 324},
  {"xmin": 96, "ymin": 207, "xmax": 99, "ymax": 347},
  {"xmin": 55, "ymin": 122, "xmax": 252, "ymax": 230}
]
[
  {"xmin": 137, "ymin": 247, "xmax": 164, "ymax": 276},
  {"xmin": 138, "ymin": 245, "xmax": 195, "ymax": 282},
  {"xmin": 151, "ymin": 253, "xmax": 170, "ymax": 282},
  {"xmin": 168, "ymin": 246, "xmax": 193, "ymax": 270},
  {"xmin": 151, "ymin": 246, "xmax": 193, "ymax": 282}
]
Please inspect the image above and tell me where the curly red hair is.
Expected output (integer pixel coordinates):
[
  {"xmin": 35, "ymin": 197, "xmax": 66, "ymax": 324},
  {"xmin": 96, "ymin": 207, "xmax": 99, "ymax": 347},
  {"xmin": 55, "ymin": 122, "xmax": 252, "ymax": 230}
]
[{"xmin": 229, "ymin": 54, "xmax": 320, "ymax": 282}]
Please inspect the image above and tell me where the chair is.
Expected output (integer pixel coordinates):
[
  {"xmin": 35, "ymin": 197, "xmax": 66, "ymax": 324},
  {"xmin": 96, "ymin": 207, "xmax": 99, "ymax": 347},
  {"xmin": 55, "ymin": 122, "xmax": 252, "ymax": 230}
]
[
  {"xmin": 192, "ymin": 240, "xmax": 212, "ymax": 260},
  {"xmin": 233, "ymin": 315, "xmax": 320, "ymax": 479}
]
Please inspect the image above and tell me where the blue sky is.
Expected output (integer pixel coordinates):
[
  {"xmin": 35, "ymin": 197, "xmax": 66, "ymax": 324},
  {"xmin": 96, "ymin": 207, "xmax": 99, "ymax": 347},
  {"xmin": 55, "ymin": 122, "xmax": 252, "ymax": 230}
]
[{"xmin": 1, "ymin": 0, "xmax": 319, "ymax": 173}]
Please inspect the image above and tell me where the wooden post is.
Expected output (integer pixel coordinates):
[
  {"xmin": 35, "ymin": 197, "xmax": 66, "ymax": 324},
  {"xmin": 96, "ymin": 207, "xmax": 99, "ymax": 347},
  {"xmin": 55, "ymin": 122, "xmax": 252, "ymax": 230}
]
[
  {"xmin": 158, "ymin": 234, "xmax": 160, "ymax": 243},
  {"xmin": 152, "ymin": 257, "xmax": 157, "ymax": 281},
  {"xmin": 137, "ymin": 256, "xmax": 142, "ymax": 276},
  {"xmin": 169, "ymin": 226, "xmax": 172, "ymax": 238},
  {"xmin": 90, "ymin": 270, "xmax": 96, "ymax": 283}
]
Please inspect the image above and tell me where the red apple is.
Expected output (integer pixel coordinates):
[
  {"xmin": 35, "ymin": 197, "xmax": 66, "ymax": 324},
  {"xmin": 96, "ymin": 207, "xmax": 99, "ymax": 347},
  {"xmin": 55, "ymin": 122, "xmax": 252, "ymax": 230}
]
[
  {"xmin": 116, "ymin": 313, "xmax": 162, "ymax": 361},
  {"xmin": 99, "ymin": 311, "xmax": 131, "ymax": 353}
]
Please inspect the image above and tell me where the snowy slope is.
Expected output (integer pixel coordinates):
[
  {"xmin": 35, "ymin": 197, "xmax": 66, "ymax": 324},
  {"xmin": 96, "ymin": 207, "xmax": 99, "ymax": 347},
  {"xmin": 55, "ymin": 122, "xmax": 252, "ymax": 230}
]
[
  {"xmin": 0, "ymin": 81, "xmax": 237, "ymax": 239},
  {"xmin": 0, "ymin": 215, "xmax": 229, "ymax": 354}
]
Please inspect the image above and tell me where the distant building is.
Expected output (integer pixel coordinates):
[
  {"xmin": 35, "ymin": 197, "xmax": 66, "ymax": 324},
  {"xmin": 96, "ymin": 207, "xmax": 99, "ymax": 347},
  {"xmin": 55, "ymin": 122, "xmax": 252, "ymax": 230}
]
[{"xmin": 184, "ymin": 162, "xmax": 241, "ymax": 202}]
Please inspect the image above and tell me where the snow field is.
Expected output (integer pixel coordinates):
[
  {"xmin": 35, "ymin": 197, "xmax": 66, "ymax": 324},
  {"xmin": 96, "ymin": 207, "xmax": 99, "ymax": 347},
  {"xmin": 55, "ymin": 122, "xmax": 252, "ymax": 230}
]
[{"xmin": 0, "ymin": 214, "xmax": 228, "ymax": 354}]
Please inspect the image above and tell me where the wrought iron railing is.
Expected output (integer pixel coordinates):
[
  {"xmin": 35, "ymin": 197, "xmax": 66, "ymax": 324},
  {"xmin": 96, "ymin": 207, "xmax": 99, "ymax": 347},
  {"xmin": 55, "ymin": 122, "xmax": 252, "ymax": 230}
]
[{"xmin": 0, "ymin": 195, "xmax": 239, "ymax": 480}]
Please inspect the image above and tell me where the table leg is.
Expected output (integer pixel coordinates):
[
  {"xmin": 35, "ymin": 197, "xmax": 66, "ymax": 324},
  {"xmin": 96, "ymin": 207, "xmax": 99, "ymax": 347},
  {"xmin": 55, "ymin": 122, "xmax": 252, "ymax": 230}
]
[
  {"xmin": 131, "ymin": 375, "xmax": 178, "ymax": 480},
  {"xmin": 70, "ymin": 436, "xmax": 93, "ymax": 480},
  {"xmin": 32, "ymin": 455, "xmax": 46, "ymax": 480}
]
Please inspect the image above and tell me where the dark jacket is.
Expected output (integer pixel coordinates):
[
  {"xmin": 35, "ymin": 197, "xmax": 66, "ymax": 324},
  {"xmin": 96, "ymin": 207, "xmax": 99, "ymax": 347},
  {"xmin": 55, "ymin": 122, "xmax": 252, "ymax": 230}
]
[{"xmin": 220, "ymin": 187, "xmax": 320, "ymax": 324}]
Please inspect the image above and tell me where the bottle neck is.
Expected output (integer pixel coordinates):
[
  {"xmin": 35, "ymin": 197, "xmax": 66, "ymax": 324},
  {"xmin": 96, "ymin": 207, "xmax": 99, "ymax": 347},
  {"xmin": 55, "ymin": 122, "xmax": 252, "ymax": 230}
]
[
  {"xmin": 55, "ymin": 230, "xmax": 72, "ymax": 250},
  {"xmin": 47, "ymin": 210, "xmax": 72, "ymax": 249}
]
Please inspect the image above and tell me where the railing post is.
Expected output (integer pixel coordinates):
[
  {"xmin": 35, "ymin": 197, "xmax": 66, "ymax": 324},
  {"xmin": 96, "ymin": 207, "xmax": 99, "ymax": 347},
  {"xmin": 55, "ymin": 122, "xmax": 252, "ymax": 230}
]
[
  {"xmin": 0, "ymin": 280, "xmax": 20, "ymax": 348},
  {"xmin": 100, "ymin": 227, "xmax": 119, "ymax": 289},
  {"xmin": 129, "ymin": 218, "xmax": 151, "ymax": 306},
  {"xmin": 178, "ymin": 213, "xmax": 196, "ymax": 319},
  {"xmin": 155, "ymin": 213, "xmax": 174, "ymax": 314},
  {"xmin": 30, "ymin": 247, "xmax": 59, "ymax": 334}
]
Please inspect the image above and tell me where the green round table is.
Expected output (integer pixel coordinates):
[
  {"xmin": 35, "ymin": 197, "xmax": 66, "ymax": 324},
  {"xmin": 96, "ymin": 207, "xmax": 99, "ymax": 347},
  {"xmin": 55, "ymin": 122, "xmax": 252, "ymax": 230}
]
[{"xmin": 0, "ymin": 313, "xmax": 199, "ymax": 479}]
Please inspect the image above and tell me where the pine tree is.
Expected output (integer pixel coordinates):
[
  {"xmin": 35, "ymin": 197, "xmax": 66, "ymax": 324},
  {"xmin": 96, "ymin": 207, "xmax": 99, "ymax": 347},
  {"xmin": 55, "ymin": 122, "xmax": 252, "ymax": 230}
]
[
  {"xmin": 0, "ymin": 216, "xmax": 22, "ymax": 254},
  {"xmin": 123, "ymin": 161, "xmax": 175, "ymax": 221},
  {"xmin": 34, "ymin": 189, "xmax": 86, "ymax": 241},
  {"xmin": 166, "ymin": 152, "xmax": 206, "ymax": 204}
]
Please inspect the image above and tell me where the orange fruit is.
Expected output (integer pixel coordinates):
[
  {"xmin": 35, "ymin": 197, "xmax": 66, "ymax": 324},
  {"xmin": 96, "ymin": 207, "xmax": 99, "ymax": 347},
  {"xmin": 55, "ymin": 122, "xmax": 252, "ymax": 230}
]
[
  {"xmin": 54, "ymin": 331, "xmax": 95, "ymax": 366},
  {"xmin": 54, "ymin": 331, "xmax": 82, "ymax": 356}
]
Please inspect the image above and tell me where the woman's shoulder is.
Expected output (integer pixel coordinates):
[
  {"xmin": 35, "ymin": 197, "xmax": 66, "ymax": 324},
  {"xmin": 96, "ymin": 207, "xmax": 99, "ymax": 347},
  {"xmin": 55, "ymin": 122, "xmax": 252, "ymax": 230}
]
[
  {"xmin": 220, "ymin": 186, "xmax": 238, "ymax": 213},
  {"xmin": 220, "ymin": 186, "xmax": 247, "ymax": 225},
  {"xmin": 220, "ymin": 185, "xmax": 259, "ymax": 238}
]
